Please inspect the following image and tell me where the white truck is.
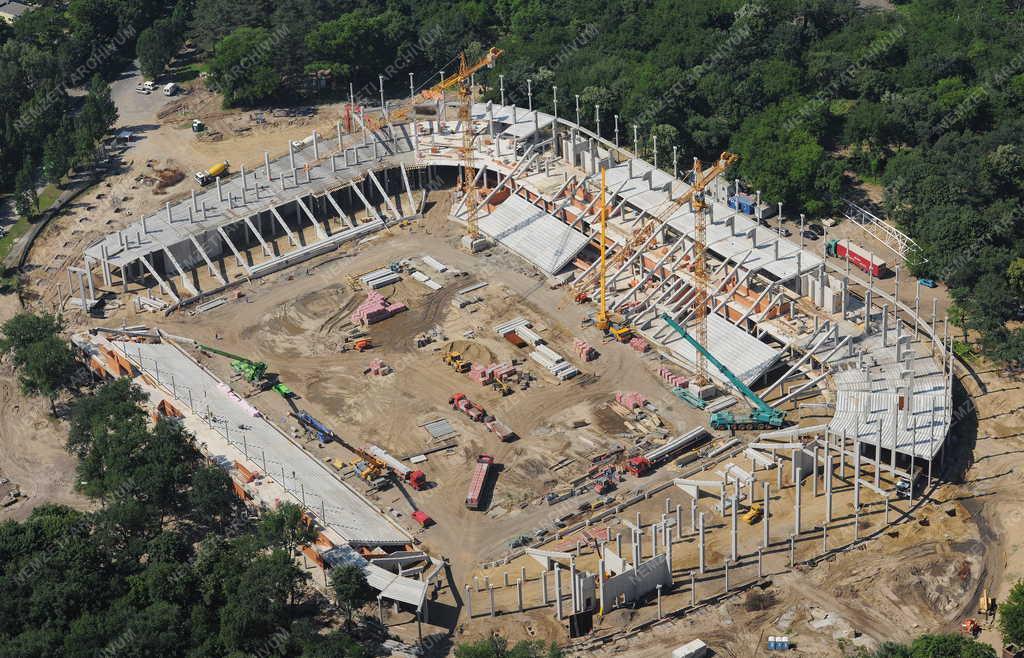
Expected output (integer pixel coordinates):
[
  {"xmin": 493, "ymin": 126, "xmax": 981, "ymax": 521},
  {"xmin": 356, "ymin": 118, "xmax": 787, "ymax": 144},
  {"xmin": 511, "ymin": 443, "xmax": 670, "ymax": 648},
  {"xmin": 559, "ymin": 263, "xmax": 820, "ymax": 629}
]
[{"xmin": 163, "ymin": 82, "xmax": 179, "ymax": 96}]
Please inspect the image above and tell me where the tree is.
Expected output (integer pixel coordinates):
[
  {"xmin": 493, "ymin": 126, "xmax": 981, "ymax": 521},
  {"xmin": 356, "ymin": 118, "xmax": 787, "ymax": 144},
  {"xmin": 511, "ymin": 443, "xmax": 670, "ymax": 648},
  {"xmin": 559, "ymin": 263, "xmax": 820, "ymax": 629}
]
[
  {"xmin": 329, "ymin": 564, "xmax": 374, "ymax": 629},
  {"xmin": 258, "ymin": 502, "xmax": 316, "ymax": 550},
  {"xmin": 188, "ymin": 466, "xmax": 238, "ymax": 524},
  {"xmin": 908, "ymin": 633, "xmax": 996, "ymax": 658},
  {"xmin": 208, "ymin": 26, "xmax": 282, "ymax": 107},
  {"xmin": 137, "ymin": 18, "xmax": 180, "ymax": 80},
  {"xmin": 455, "ymin": 637, "xmax": 562, "ymax": 658},
  {"xmin": 0, "ymin": 312, "xmax": 64, "ymax": 357},
  {"xmin": 1000, "ymin": 580, "xmax": 1024, "ymax": 647},
  {"xmin": 14, "ymin": 158, "xmax": 38, "ymax": 218},
  {"xmin": 42, "ymin": 128, "xmax": 73, "ymax": 184},
  {"xmin": 15, "ymin": 336, "xmax": 76, "ymax": 414}
]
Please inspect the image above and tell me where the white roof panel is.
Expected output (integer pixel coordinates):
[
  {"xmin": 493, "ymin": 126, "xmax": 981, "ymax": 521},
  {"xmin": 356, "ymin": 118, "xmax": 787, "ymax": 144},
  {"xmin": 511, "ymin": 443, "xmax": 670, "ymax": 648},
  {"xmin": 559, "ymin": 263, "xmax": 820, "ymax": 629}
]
[{"xmin": 479, "ymin": 193, "xmax": 589, "ymax": 275}]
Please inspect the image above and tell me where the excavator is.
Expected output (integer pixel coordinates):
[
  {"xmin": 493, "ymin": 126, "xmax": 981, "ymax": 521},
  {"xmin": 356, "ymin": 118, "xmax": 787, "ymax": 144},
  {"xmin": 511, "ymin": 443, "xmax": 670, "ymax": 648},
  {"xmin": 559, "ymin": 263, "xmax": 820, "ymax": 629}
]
[
  {"xmin": 197, "ymin": 344, "xmax": 292, "ymax": 397},
  {"xmin": 659, "ymin": 313, "xmax": 786, "ymax": 432}
]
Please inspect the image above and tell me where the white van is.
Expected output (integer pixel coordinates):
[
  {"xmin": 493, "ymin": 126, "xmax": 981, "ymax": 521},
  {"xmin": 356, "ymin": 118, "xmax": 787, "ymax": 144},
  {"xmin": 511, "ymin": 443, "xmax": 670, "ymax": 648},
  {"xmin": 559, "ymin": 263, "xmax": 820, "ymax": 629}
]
[{"xmin": 163, "ymin": 82, "xmax": 179, "ymax": 96}]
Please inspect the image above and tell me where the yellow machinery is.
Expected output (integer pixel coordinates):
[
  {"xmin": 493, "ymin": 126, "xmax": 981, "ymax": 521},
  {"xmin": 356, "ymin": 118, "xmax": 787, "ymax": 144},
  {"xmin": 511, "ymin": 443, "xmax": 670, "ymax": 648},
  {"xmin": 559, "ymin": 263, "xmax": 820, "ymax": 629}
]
[
  {"xmin": 572, "ymin": 153, "xmax": 739, "ymax": 360},
  {"xmin": 492, "ymin": 379, "xmax": 513, "ymax": 396},
  {"xmin": 443, "ymin": 350, "xmax": 470, "ymax": 373},
  {"xmin": 593, "ymin": 168, "xmax": 636, "ymax": 342},
  {"xmin": 741, "ymin": 503, "xmax": 763, "ymax": 524}
]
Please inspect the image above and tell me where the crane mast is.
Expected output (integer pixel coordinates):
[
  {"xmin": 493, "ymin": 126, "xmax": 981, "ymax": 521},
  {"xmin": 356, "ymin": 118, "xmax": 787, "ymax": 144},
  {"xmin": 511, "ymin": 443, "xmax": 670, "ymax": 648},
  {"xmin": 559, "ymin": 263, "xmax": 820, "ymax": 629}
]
[
  {"xmin": 596, "ymin": 167, "xmax": 609, "ymax": 331},
  {"xmin": 692, "ymin": 159, "xmax": 709, "ymax": 386},
  {"xmin": 458, "ymin": 53, "xmax": 479, "ymax": 239}
]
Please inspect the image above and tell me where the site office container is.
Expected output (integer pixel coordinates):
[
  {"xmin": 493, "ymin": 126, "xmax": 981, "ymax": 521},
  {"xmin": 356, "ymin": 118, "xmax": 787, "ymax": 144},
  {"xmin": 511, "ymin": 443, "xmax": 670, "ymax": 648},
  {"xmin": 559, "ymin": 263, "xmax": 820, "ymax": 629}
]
[{"xmin": 827, "ymin": 239, "xmax": 888, "ymax": 278}]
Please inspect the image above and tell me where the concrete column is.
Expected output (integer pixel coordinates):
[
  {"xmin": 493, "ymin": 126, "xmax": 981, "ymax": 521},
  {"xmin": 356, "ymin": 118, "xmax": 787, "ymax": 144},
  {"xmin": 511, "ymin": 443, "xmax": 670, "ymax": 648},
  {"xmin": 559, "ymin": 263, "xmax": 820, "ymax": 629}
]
[
  {"xmin": 465, "ymin": 585, "xmax": 472, "ymax": 617},
  {"xmin": 763, "ymin": 482, "xmax": 770, "ymax": 548},
  {"xmin": 569, "ymin": 559, "xmax": 578, "ymax": 615},
  {"xmin": 632, "ymin": 530, "xmax": 641, "ymax": 565},
  {"xmin": 488, "ymin": 585, "xmax": 495, "ymax": 617},
  {"xmin": 794, "ymin": 467, "xmax": 802, "ymax": 535},
  {"xmin": 789, "ymin": 535, "xmax": 795, "ymax": 567},
  {"xmin": 597, "ymin": 560, "xmax": 604, "ymax": 614},
  {"xmin": 690, "ymin": 571, "xmax": 696, "ymax": 606},
  {"xmin": 675, "ymin": 505, "xmax": 682, "ymax": 541},
  {"xmin": 730, "ymin": 495, "xmax": 738, "ymax": 561},
  {"xmin": 777, "ymin": 461, "xmax": 783, "ymax": 489},
  {"xmin": 503, "ymin": 572, "xmax": 509, "ymax": 587},
  {"xmin": 757, "ymin": 549, "xmax": 763, "ymax": 578},
  {"xmin": 690, "ymin": 498, "xmax": 697, "ymax": 532},
  {"xmin": 724, "ymin": 560, "xmax": 729, "ymax": 592},
  {"xmin": 616, "ymin": 532, "xmax": 622, "ymax": 556},
  {"xmin": 813, "ymin": 447, "xmax": 819, "ymax": 497},
  {"xmin": 825, "ymin": 454, "xmax": 833, "ymax": 523},
  {"xmin": 656, "ymin": 584, "xmax": 663, "ymax": 619},
  {"xmin": 541, "ymin": 570, "xmax": 548, "ymax": 605},
  {"xmin": 698, "ymin": 512, "xmax": 705, "ymax": 574},
  {"xmin": 854, "ymin": 504, "xmax": 861, "ymax": 542},
  {"xmin": 854, "ymin": 437, "xmax": 862, "ymax": 508},
  {"xmin": 516, "ymin": 579, "xmax": 523, "ymax": 612},
  {"xmin": 882, "ymin": 303, "xmax": 889, "ymax": 347},
  {"xmin": 651, "ymin": 524, "xmax": 657, "ymax": 556}
]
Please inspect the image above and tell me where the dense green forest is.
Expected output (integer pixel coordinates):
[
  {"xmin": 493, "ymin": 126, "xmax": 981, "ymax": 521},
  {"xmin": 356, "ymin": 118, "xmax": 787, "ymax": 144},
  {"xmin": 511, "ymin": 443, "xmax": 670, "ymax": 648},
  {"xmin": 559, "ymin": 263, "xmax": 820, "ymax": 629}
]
[{"xmin": 3, "ymin": 0, "xmax": 1021, "ymax": 362}]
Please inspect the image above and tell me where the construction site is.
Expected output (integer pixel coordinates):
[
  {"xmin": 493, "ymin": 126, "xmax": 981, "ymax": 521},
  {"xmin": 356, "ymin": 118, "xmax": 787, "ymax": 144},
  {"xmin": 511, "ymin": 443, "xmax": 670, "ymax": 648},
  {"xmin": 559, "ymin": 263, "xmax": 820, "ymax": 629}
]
[{"xmin": 16, "ymin": 49, "xmax": 989, "ymax": 656}]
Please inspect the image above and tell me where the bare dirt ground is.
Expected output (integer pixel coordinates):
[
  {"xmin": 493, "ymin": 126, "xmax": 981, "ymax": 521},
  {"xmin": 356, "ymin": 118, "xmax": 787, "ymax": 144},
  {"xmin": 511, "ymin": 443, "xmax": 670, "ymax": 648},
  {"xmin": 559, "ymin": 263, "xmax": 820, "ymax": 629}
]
[{"xmin": 0, "ymin": 295, "xmax": 93, "ymax": 522}]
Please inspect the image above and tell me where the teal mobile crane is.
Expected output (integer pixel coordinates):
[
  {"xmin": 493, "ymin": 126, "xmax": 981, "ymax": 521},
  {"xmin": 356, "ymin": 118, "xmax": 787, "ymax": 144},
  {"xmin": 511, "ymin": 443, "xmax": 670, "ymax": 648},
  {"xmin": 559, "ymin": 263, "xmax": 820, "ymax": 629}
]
[{"xmin": 660, "ymin": 313, "xmax": 785, "ymax": 431}]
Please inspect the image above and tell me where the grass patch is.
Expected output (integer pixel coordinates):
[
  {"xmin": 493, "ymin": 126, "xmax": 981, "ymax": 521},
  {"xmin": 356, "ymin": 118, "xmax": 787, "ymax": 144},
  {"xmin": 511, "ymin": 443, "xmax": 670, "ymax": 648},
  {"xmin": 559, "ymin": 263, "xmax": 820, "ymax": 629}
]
[{"xmin": 36, "ymin": 184, "xmax": 61, "ymax": 213}]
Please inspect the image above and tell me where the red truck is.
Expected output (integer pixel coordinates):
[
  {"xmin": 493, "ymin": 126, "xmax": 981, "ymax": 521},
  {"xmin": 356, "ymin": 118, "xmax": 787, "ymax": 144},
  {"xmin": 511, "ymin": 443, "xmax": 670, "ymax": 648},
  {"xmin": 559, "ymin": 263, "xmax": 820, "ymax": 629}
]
[
  {"xmin": 466, "ymin": 455, "xmax": 495, "ymax": 510},
  {"xmin": 826, "ymin": 239, "xmax": 888, "ymax": 278},
  {"xmin": 449, "ymin": 393, "xmax": 491, "ymax": 422}
]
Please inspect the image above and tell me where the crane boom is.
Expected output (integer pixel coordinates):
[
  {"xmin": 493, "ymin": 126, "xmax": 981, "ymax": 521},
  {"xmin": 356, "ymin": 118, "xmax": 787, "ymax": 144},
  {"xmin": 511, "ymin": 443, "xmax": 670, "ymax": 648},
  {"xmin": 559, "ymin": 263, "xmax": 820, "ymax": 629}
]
[
  {"xmin": 659, "ymin": 312, "xmax": 785, "ymax": 430},
  {"xmin": 572, "ymin": 152, "xmax": 738, "ymax": 298}
]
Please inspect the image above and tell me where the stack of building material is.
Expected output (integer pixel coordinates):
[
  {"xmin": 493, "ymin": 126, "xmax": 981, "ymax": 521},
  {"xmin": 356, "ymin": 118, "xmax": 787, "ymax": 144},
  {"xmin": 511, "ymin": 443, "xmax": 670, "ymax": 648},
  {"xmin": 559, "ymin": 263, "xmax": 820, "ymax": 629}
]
[
  {"xmin": 360, "ymin": 268, "xmax": 402, "ymax": 289},
  {"xmin": 350, "ymin": 291, "xmax": 408, "ymax": 326},
  {"xmin": 491, "ymin": 363, "xmax": 516, "ymax": 380},
  {"xmin": 485, "ymin": 419, "xmax": 516, "ymax": 442},
  {"xmin": 529, "ymin": 346, "xmax": 578, "ymax": 380},
  {"xmin": 615, "ymin": 391, "xmax": 647, "ymax": 410},
  {"xmin": 658, "ymin": 367, "xmax": 688, "ymax": 388},
  {"xmin": 410, "ymin": 270, "xmax": 443, "ymax": 291},
  {"xmin": 468, "ymin": 363, "xmax": 493, "ymax": 385},
  {"xmin": 366, "ymin": 359, "xmax": 390, "ymax": 376},
  {"xmin": 573, "ymin": 338, "xmax": 597, "ymax": 362},
  {"xmin": 421, "ymin": 255, "xmax": 448, "ymax": 272},
  {"xmin": 494, "ymin": 317, "xmax": 544, "ymax": 346},
  {"xmin": 629, "ymin": 337, "xmax": 649, "ymax": 353}
]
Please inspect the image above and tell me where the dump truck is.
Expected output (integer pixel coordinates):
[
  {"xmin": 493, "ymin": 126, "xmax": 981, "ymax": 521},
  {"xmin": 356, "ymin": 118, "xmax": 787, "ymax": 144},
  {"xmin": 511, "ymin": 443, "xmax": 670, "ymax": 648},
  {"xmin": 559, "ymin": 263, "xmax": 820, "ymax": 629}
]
[
  {"xmin": 466, "ymin": 455, "xmax": 495, "ymax": 510},
  {"xmin": 449, "ymin": 393, "xmax": 490, "ymax": 422},
  {"xmin": 194, "ymin": 160, "xmax": 229, "ymax": 186}
]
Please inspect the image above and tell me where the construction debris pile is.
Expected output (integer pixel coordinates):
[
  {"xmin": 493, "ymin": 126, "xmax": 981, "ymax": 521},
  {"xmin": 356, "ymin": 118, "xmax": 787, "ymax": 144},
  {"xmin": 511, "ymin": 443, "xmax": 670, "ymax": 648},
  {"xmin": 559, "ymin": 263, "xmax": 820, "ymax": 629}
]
[{"xmin": 350, "ymin": 291, "xmax": 407, "ymax": 326}]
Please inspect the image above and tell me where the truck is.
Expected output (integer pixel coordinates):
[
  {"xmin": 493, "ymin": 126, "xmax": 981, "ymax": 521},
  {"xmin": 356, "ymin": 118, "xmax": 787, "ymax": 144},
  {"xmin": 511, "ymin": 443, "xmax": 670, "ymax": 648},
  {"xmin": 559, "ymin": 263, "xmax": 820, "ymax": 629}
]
[
  {"xmin": 895, "ymin": 465, "xmax": 924, "ymax": 499},
  {"xmin": 825, "ymin": 239, "xmax": 889, "ymax": 278},
  {"xmin": 367, "ymin": 445, "xmax": 427, "ymax": 490},
  {"xmin": 449, "ymin": 393, "xmax": 491, "ymax": 422},
  {"xmin": 624, "ymin": 427, "xmax": 710, "ymax": 477},
  {"xmin": 485, "ymin": 418, "xmax": 516, "ymax": 442},
  {"xmin": 466, "ymin": 455, "xmax": 495, "ymax": 510},
  {"xmin": 294, "ymin": 411, "xmax": 336, "ymax": 444},
  {"xmin": 163, "ymin": 82, "xmax": 179, "ymax": 96},
  {"xmin": 195, "ymin": 161, "xmax": 229, "ymax": 186}
]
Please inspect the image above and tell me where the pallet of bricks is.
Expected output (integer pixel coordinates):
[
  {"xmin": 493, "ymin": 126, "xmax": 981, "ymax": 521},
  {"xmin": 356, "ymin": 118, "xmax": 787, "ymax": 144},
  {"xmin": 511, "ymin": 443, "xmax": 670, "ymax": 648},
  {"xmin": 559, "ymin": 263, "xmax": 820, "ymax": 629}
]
[
  {"xmin": 658, "ymin": 366, "xmax": 687, "ymax": 388},
  {"xmin": 573, "ymin": 338, "xmax": 598, "ymax": 362},
  {"xmin": 628, "ymin": 336, "xmax": 649, "ymax": 353},
  {"xmin": 468, "ymin": 362, "xmax": 516, "ymax": 385}
]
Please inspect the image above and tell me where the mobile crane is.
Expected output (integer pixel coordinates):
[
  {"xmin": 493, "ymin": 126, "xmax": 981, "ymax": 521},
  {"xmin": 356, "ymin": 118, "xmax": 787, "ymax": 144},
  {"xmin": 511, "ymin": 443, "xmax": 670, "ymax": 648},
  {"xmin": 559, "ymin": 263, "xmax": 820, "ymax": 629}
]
[
  {"xmin": 291, "ymin": 410, "xmax": 427, "ymax": 489},
  {"xmin": 659, "ymin": 313, "xmax": 786, "ymax": 431},
  {"xmin": 197, "ymin": 344, "xmax": 292, "ymax": 397}
]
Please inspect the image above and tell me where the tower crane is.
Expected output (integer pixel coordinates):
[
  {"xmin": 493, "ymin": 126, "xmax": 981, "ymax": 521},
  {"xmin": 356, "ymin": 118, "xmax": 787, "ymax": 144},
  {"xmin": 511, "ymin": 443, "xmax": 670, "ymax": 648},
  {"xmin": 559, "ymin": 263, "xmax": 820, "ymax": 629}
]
[
  {"xmin": 571, "ymin": 152, "xmax": 738, "ymax": 367},
  {"xmin": 593, "ymin": 168, "xmax": 633, "ymax": 342}
]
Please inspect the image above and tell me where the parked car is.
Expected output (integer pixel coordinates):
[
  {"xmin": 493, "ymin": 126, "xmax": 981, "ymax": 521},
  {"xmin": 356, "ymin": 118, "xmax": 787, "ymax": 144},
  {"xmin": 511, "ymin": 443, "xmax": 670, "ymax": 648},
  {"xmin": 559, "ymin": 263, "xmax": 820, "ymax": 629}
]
[
  {"xmin": 802, "ymin": 230, "xmax": 819, "ymax": 241},
  {"xmin": 134, "ymin": 84, "xmax": 150, "ymax": 94},
  {"xmin": 809, "ymin": 223, "xmax": 825, "ymax": 236},
  {"xmin": 778, "ymin": 227, "xmax": 792, "ymax": 237},
  {"xmin": 142, "ymin": 80, "xmax": 156, "ymax": 91},
  {"xmin": 919, "ymin": 278, "xmax": 937, "ymax": 288}
]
